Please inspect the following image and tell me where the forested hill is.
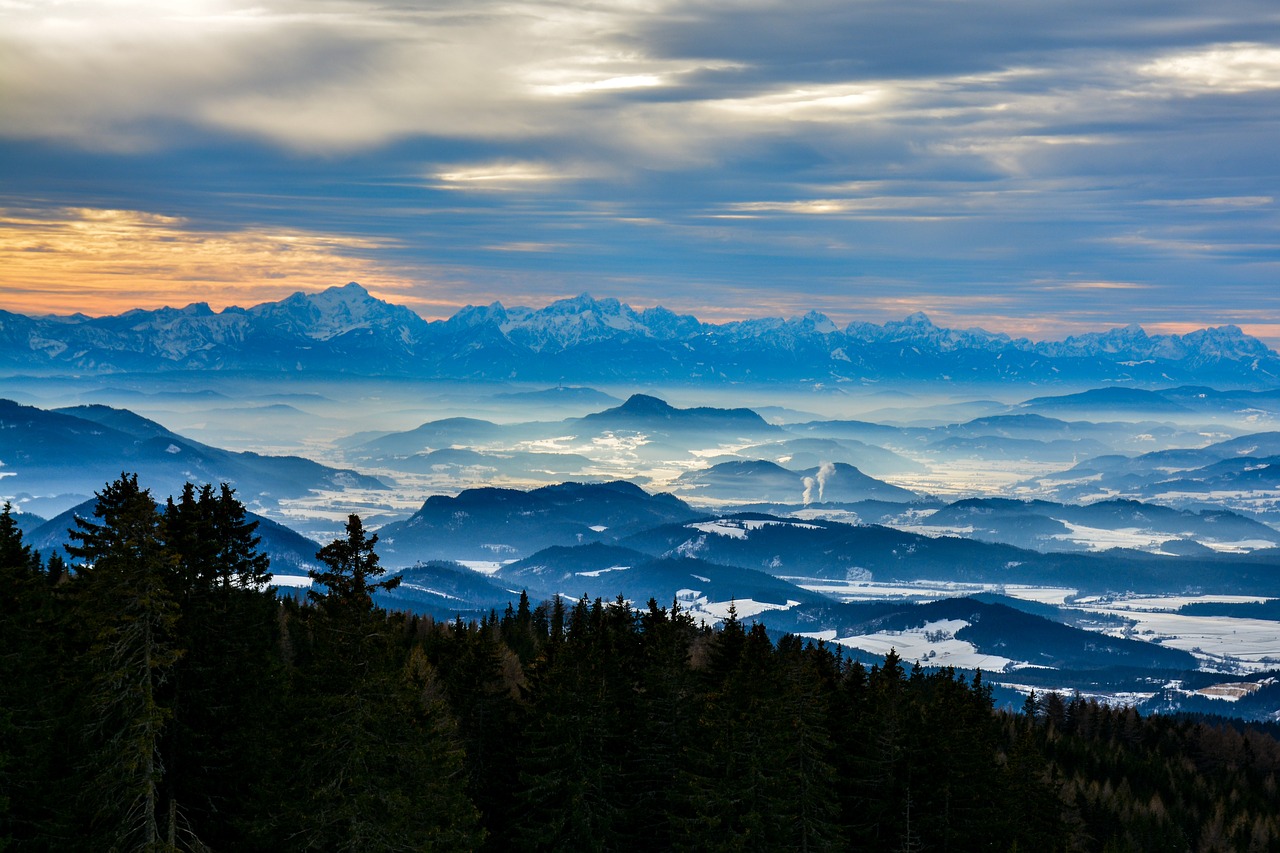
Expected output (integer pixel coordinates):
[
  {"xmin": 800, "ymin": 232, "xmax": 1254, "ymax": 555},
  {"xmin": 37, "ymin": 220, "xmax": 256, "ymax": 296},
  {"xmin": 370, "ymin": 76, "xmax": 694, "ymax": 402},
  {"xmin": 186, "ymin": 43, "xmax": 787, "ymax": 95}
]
[{"xmin": 3, "ymin": 481, "xmax": 1280, "ymax": 851}]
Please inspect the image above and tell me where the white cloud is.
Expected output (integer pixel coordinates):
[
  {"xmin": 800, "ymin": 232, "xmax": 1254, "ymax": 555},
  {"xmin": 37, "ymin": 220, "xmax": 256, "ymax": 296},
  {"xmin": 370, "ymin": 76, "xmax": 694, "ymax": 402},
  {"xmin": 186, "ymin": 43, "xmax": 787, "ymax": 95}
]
[
  {"xmin": 1142, "ymin": 43, "xmax": 1280, "ymax": 93},
  {"xmin": 710, "ymin": 84, "xmax": 885, "ymax": 119},
  {"xmin": 429, "ymin": 162, "xmax": 577, "ymax": 191},
  {"xmin": 534, "ymin": 74, "xmax": 665, "ymax": 96}
]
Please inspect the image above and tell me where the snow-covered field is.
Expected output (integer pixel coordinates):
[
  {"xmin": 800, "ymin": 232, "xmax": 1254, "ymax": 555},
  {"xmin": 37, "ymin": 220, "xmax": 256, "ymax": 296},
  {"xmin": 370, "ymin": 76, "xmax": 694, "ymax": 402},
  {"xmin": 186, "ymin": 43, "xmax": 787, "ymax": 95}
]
[
  {"xmin": 802, "ymin": 619, "xmax": 1016, "ymax": 671},
  {"xmin": 1089, "ymin": 609, "xmax": 1280, "ymax": 673},
  {"xmin": 780, "ymin": 580, "xmax": 1280, "ymax": 676},
  {"xmin": 788, "ymin": 577, "xmax": 1078, "ymax": 606},
  {"xmin": 1074, "ymin": 593, "xmax": 1273, "ymax": 611},
  {"xmin": 457, "ymin": 560, "xmax": 509, "ymax": 576},
  {"xmin": 688, "ymin": 518, "xmax": 821, "ymax": 539}
]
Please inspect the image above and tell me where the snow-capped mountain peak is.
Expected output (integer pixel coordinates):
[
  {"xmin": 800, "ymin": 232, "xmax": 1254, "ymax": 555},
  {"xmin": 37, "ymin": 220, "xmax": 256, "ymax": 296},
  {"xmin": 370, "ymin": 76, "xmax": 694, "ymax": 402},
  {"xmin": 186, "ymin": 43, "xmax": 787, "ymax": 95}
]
[
  {"xmin": 1, "ymin": 285, "xmax": 1276, "ymax": 384},
  {"xmin": 246, "ymin": 282, "xmax": 428, "ymax": 342}
]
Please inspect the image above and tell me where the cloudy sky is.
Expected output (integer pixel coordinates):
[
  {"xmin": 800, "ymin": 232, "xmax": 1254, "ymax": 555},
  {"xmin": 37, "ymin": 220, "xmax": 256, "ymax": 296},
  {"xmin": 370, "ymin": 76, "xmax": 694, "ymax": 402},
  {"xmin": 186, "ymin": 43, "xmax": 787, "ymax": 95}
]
[{"xmin": 2, "ymin": 0, "xmax": 1279, "ymax": 343}]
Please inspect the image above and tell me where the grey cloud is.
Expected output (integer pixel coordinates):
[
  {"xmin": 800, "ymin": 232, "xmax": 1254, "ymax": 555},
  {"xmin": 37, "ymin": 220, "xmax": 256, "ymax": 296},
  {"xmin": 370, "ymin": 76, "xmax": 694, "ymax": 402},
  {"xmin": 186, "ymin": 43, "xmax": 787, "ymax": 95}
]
[
  {"xmin": 638, "ymin": 0, "xmax": 1280, "ymax": 77},
  {"xmin": 0, "ymin": 0, "xmax": 1277, "ymax": 341}
]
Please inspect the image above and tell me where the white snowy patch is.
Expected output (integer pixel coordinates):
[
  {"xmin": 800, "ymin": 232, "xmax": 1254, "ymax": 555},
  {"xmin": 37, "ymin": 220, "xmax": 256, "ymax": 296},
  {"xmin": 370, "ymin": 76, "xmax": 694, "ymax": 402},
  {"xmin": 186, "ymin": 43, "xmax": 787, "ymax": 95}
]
[
  {"xmin": 687, "ymin": 518, "xmax": 821, "ymax": 539},
  {"xmin": 689, "ymin": 520, "xmax": 747, "ymax": 539},
  {"xmin": 166, "ymin": 443, "xmax": 182, "ymax": 454},
  {"xmin": 575, "ymin": 565, "xmax": 630, "ymax": 578},
  {"xmin": 824, "ymin": 618, "xmax": 1015, "ymax": 671},
  {"xmin": 1050, "ymin": 522, "xmax": 1168, "ymax": 552},
  {"xmin": 1194, "ymin": 681, "xmax": 1264, "ymax": 702},
  {"xmin": 588, "ymin": 525, "xmax": 608, "ymax": 532},
  {"xmin": 786, "ymin": 578, "xmax": 1075, "ymax": 604},
  {"xmin": 1075, "ymin": 593, "xmax": 1273, "ymax": 612},
  {"xmin": 398, "ymin": 583, "xmax": 464, "ymax": 601},
  {"xmin": 1086, "ymin": 609, "xmax": 1280, "ymax": 672},
  {"xmin": 1000, "ymin": 585, "xmax": 1080, "ymax": 606},
  {"xmin": 481, "ymin": 543, "xmax": 519, "ymax": 555},
  {"xmin": 997, "ymin": 682, "xmax": 1158, "ymax": 708},
  {"xmin": 457, "ymin": 560, "xmax": 508, "ymax": 575},
  {"xmin": 270, "ymin": 575, "xmax": 313, "ymax": 588},
  {"xmin": 699, "ymin": 598, "xmax": 800, "ymax": 620},
  {"xmin": 1202, "ymin": 539, "xmax": 1280, "ymax": 553}
]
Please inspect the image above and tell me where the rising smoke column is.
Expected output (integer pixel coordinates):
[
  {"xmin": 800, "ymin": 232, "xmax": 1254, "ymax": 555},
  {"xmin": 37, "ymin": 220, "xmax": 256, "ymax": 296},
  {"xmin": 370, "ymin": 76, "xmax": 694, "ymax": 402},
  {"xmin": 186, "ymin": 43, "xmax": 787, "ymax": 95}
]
[{"xmin": 816, "ymin": 461, "xmax": 836, "ymax": 502}]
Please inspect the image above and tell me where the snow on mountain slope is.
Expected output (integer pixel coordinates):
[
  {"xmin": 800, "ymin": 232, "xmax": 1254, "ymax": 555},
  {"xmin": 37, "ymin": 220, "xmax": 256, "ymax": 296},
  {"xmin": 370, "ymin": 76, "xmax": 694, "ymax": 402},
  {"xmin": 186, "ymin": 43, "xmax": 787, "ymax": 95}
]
[{"xmin": 2, "ymin": 287, "xmax": 1277, "ymax": 384}]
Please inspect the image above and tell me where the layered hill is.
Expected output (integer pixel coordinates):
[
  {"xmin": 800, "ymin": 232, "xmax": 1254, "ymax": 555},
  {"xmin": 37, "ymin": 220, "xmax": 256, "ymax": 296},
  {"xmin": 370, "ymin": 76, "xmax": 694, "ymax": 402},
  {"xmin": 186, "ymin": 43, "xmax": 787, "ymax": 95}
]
[
  {"xmin": 914, "ymin": 497, "xmax": 1280, "ymax": 554},
  {"xmin": 755, "ymin": 597, "xmax": 1197, "ymax": 672},
  {"xmin": 0, "ymin": 399, "xmax": 386, "ymax": 516},
  {"xmin": 374, "ymin": 480, "xmax": 705, "ymax": 565},
  {"xmin": 675, "ymin": 460, "xmax": 918, "ymax": 504},
  {"xmin": 1027, "ymin": 432, "xmax": 1280, "ymax": 508},
  {"xmin": 494, "ymin": 543, "xmax": 827, "ymax": 611}
]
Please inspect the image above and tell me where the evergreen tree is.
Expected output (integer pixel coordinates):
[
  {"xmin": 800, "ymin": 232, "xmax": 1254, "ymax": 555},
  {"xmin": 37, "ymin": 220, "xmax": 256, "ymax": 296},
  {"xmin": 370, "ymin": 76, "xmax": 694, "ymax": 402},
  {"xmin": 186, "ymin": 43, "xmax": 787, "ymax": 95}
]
[
  {"xmin": 308, "ymin": 513, "xmax": 399, "ymax": 620},
  {"xmin": 516, "ymin": 597, "xmax": 630, "ymax": 851},
  {"xmin": 625, "ymin": 599, "xmax": 701, "ymax": 848},
  {"xmin": 0, "ymin": 501, "xmax": 43, "ymax": 849},
  {"xmin": 66, "ymin": 475, "xmax": 183, "ymax": 852},
  {"xmin": 161, "ymin": 483, "xmax": 281, "ymax": 850},
  {"xmin": 439, "ymin": 618, "xmax": 524, "ymax": 852},
  {"xmin": 290, "ymin": 514, "xmax": 480, "ymax": 851}
]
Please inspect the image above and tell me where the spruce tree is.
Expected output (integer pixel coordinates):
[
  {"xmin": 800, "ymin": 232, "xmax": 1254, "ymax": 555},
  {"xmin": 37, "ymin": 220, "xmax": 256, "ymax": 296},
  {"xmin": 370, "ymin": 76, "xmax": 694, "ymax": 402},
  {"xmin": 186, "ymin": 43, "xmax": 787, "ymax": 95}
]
[
  {"xmin": 161, "ymin": 483, "xmax": 281, "ymax": 849},
  {"xmin": 0, "ymin": 501, "xmax": 42, "ymax": 849},
  {"xmin": 66, "ymin": 474, "xmax": 183, "ymax": 852},
  {"xmin": 308, "ymin": 513, "xmax": 399, "ymax": 620},
  {"xmin": 291, "ymin": 514, "xmax": 480, "ymax": 851},
  {"xmin": 516, "ymin": 596, "xmax": 627, "ymax": 851}
]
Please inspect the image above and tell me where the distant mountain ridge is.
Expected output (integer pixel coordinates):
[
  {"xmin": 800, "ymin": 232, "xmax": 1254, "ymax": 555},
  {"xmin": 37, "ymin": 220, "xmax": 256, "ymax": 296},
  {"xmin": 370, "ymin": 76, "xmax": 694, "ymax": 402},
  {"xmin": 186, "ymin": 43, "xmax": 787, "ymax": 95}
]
[
  {"xmin": 0, "ymin": 398, "xmax": 387, "ymax": 517},
  {"xmin": 2, "ymin": 284, "xmax": 1277, "ymax": 384}
]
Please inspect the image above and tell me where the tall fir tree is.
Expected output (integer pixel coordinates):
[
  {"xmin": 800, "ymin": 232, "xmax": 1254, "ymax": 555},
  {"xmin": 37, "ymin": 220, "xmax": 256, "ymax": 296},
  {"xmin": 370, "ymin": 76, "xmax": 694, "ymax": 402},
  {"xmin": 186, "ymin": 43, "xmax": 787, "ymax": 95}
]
[
  {"xmin": 290, "ymin": 514, "xmax": 481, "ymax": 851},
  {"xmin": 0, "ymin": 501, "xmax": 44, "ymax": 849},
  {"xmin": 161, "ymin": 482, "xmax": 282, "ymax": 850},
  {"xmin": 66, "ymin": 474, "xmax": 183, "ymax": 852}
]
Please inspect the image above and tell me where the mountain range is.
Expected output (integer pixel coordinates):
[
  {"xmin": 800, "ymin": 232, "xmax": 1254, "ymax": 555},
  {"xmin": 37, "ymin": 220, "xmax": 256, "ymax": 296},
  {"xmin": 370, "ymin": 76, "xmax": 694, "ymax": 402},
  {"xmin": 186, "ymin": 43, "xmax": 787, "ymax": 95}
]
[{"xmin": 3, "ymin": 284, "xmax": 1277, "ymax": 385}]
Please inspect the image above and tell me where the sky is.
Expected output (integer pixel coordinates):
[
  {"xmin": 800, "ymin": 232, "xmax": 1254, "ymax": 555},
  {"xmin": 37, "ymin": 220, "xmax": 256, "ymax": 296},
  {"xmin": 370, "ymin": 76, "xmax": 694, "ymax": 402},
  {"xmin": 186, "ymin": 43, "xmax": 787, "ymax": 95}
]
[{"xmin": 1, "ymin": 0, "xmax": 1279, "ymax": 344}]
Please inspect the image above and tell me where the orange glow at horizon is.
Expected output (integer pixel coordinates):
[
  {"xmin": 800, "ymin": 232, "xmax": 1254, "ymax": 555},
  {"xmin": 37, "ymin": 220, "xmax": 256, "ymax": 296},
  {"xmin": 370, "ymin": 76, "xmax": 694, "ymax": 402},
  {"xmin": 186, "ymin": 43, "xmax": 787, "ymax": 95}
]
[
  {"xmin": 0, "ymin": 206, "xmax": 419, "ymax": 316},
  {"xmin": 1, "ymin": 206, "xmax": 1276, "ymax": 350}
]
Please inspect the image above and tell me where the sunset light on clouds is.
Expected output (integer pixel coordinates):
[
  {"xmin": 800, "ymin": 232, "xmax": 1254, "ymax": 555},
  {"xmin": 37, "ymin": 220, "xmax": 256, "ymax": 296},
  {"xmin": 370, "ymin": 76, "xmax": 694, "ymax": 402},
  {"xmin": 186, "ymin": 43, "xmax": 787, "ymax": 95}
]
[{"xmin": 1, "ymin": 0, "xmax": 1278, "ymax": 342}]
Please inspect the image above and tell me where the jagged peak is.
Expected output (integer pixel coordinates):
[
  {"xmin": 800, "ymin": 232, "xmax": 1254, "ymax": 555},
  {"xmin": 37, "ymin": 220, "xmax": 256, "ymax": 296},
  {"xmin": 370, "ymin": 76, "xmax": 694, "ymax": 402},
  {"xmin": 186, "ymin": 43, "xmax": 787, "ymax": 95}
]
[
  {"xmin": 542, "ymin": 293, "xmax": 620, "ymax": 314},
  {"xmin": 271, "ymin": 282, "xmax": 375, "ymax": 309},
  {"xmin": 799, "ymin": 310, "xmax": 839, "ymax": 333}
]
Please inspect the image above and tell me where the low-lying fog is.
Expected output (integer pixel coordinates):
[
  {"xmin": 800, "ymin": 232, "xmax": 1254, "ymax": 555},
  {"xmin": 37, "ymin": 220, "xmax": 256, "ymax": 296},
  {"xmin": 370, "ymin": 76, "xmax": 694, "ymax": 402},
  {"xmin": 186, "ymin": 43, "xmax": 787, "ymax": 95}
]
[{"xmin": 3, "ymin": 372, "xmax": 1279, "ymax": 543}]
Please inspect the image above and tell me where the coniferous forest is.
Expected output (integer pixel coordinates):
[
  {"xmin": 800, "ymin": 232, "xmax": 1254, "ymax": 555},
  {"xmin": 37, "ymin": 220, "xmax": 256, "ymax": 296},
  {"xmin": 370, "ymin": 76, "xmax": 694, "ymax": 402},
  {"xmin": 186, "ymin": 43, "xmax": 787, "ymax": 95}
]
[{"xmin": 3, "ymin": 476, "xmax": 1280, "ymax": 852}]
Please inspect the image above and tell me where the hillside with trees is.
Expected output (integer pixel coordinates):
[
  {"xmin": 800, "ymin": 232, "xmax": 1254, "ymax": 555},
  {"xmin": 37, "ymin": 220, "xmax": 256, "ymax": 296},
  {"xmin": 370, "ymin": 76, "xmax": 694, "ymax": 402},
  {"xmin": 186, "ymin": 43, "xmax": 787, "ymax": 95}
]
[{"xmin": 2, "ymin": 476, "xmax": 1279, "ymax": 851}]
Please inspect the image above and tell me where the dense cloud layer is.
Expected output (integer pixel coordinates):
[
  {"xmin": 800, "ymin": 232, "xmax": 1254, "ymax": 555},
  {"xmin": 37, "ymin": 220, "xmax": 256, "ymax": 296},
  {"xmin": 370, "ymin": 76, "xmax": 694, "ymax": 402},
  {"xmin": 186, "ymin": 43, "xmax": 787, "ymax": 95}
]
[{"xmin": 1, "ymin": 0, "xmax": 1277, "ymax": 340}]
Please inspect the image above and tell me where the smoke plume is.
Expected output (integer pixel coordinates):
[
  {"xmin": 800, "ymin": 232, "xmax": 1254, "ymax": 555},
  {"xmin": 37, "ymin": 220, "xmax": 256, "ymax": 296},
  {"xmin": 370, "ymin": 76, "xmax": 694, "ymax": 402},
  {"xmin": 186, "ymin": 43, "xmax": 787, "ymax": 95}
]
[{"xmin": 816, "ymin": 461, "xmax": 836, "ymax": 502}]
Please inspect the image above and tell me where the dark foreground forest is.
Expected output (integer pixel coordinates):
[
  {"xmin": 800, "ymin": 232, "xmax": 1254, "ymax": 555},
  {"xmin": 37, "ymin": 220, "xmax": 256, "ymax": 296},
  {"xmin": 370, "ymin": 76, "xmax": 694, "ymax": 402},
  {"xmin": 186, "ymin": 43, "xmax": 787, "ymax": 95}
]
[{"xmin": 3, "ymin": 476, "xmax": 1280, "ymax": 852}]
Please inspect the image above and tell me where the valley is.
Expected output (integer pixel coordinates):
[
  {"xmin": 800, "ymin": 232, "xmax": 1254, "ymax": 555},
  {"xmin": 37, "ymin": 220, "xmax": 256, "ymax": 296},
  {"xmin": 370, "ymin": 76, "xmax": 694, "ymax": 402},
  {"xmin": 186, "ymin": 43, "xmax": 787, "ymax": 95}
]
[{"xmin": 5, "ymin": 287, "xmax": 1280, "ymax": 720}]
